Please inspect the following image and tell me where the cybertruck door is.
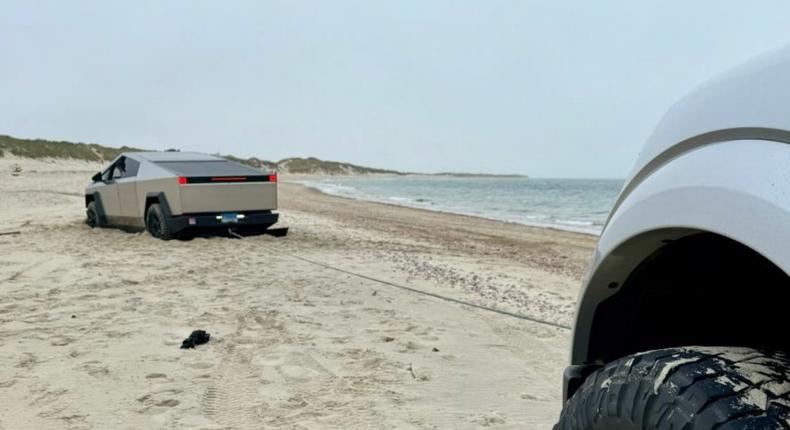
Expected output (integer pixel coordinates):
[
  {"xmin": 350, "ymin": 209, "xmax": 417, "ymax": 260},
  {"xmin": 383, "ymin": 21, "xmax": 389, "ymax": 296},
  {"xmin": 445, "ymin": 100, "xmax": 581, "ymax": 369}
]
[
  {"xmin": 98, "ymin": 163, "xmax": 122, "ymax": 222},
  {"xmin": 116, "ymin": 158, "xmax": 141, "ymax": 227}
]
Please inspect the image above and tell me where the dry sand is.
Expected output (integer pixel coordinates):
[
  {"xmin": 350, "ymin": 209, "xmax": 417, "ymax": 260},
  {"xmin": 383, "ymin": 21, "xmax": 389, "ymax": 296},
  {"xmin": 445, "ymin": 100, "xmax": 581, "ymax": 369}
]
[{"xmin": 0, "ymin": 158, "xmax": 596, "ymax": 429}]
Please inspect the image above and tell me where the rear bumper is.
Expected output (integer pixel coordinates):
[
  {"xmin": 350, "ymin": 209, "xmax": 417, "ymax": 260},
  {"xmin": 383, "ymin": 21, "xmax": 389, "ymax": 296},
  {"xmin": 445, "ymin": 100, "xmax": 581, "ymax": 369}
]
[{"xmin": 169, "ymin": 211, "xmax": 280, "ymax": 234}]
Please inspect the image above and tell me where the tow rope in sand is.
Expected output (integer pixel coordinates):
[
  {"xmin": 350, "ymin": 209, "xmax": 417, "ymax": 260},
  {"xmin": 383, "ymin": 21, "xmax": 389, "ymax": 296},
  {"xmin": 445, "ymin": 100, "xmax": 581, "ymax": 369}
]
[
  {"xmin": 229, "ymin": 228, "xmax": 571, "ymax": 330},
  {"xmin": 284, "ymin": 252, "xmax": 572, "ymax": 331}
]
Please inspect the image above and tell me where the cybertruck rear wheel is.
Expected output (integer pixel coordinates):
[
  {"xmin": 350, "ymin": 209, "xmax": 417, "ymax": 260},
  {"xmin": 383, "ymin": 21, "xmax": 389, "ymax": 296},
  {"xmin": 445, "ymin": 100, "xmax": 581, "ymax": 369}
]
[
  {"xmin": 556, "ymin": 347, "xmax": 790, "ymax": 430},
  {"xmin": 146, "ymin": 204, "xmax": 173, "ymax": 240}
]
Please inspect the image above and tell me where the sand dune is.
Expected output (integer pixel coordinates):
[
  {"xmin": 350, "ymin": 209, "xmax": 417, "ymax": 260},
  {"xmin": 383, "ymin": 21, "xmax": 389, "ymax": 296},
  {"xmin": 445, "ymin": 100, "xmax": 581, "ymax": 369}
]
[{"xmin": 0, "ymin": 158, "xmax": 595, "ymax": 429}]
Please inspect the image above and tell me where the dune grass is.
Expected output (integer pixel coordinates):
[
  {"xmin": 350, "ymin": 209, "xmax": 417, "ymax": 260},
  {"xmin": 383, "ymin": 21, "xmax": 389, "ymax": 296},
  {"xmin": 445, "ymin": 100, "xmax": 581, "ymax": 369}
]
[{"xmin": 0, "ymin": 135, "xmax": 141, "ymax": 162}]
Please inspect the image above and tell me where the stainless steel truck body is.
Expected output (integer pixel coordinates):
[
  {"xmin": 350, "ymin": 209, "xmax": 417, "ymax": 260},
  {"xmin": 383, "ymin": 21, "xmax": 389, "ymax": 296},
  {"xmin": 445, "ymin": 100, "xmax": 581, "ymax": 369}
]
[{"xmin": 84, "ymin": 151, "xmax": 279, "ymax": 239}]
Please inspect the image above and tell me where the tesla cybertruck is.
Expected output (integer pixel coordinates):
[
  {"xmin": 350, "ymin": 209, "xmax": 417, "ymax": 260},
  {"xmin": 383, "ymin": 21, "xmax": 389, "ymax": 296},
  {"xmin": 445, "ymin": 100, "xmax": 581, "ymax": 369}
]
[
  {"xmin": 85, "ymin": 152, "xmax": 281, "ymax": 239},
  {"xmin": 555, "ymin": 47, "xmax": 790, "ymax": 429}
]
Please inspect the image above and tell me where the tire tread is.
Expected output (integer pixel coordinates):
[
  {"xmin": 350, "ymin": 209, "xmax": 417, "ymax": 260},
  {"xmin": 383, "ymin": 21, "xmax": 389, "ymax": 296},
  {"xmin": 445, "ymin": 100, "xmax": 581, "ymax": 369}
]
[
  {"xmin": 146, "ymin": 203, "xmax": 173, "ymax": 240},
  {"xmin": 555, "ymin": 347, "xmax": 790, "ymax": 430}
]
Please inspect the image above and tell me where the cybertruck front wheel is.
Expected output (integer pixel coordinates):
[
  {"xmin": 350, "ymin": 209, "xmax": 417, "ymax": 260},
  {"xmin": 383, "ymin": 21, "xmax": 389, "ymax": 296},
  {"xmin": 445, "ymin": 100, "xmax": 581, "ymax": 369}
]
[
  {"xmin": 146, "ymin": 204, "xmax": 173, "ymax": 240},
  {"xmin": 556, "ymin": 347, "xmax": 790, "ymax": 430},
  {"xmin": 86, "ymin": 201, "xmax": 100, "ymax": 228}
]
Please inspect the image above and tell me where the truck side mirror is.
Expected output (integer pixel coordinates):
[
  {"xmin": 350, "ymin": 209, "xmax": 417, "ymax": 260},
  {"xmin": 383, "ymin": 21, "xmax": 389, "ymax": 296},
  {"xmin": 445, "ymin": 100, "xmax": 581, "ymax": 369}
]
[{"xmin": 92, "ymin": 172, "xmax": 103, "ymax": 182}]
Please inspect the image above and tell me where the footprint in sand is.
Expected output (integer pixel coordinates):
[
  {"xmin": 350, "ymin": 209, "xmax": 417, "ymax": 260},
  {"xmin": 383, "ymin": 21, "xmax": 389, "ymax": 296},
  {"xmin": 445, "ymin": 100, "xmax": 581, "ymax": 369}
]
[
  {"xmin": 470, "ymin": 412, "xmax": 507, "ymax": 427},
  {"xmin": 397, "ymin": 341, "xmax": 422, "ymax": 354},
  {"xmin": 281, "ymin": 395, "xmax": 309, "ymax": 410},
  {"xmin": 278, "ymin": 364, "xmax": 325, "ymax": 382},
  {"xmin": 50, "ymin": 335, "xmax": 74, "ymax": 346},
  {"xmin": 145, "ymin": 373, "xmax": 168, "ymax": 381},
  {"xmin": 75, "ymin": 360, "xmax": 109, "ymax": 377},
  {"xmin": 15, "ymin": 352, "xmax": 37, "ymax": 369},
  {"xmin": 137, "ymin": 389, "xmax": 182, "ymax": 415},
  {"xmin": 31, "ymin": 387, "xmax": 69, "ymax": 407},
  {"xmin": 256, "ymin": 352, "xmax": 334, "ymax": 383},
  {"xmin": 183, "ymin": 362, "xmax": 213, "ymax": 370}
]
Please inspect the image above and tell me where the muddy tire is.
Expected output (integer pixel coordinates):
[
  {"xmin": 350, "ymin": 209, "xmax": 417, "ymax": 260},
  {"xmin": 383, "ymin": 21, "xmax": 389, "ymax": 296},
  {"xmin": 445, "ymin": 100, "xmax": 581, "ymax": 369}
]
[
  {"xmin": 146, "ymin": 203, "xmax": 173, "ymax": 240},
  {"xmin": 556, "ymin": 347, "xmax": 790, "ymax": 430},
  {"xmin": 86, "ymin": 201, "xmax": 100, "ymax": 228}
]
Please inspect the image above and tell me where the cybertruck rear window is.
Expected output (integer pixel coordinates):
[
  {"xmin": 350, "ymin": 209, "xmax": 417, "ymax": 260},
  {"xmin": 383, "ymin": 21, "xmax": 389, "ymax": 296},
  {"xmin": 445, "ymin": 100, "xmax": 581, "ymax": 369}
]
[{"xmin": 154, "ymin": 160, "xmax": 263, "ymax": 176}]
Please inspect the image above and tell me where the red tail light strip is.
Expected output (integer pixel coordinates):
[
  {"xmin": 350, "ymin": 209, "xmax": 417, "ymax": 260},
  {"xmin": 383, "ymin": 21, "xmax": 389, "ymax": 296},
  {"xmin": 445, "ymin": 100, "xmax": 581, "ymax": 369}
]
[
  {"xmin": 211, "ymin": 176, "xmax": 247, "ymax": 182},
  {"xmin": 178, "ymin": 175, "xmax": 277, "ymax": 185}
]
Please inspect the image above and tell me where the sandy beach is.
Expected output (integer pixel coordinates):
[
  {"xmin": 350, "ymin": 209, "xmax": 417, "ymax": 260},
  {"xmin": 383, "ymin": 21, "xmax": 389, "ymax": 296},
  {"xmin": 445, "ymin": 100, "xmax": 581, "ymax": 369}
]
[{"xmin": 0, "ymin": 157, "xmax": 596, "ymax": 429}]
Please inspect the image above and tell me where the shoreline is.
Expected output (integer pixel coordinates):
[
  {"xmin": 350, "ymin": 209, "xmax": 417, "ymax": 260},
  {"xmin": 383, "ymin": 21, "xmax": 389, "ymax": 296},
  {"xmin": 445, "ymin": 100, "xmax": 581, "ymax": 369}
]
[
  {"xmin": 285, "ymin": 176, "xmax": 604, "ymax": 237},
  {"xmin": 278, "ymin": 181, "xmax": 597, "ymax": 280}
]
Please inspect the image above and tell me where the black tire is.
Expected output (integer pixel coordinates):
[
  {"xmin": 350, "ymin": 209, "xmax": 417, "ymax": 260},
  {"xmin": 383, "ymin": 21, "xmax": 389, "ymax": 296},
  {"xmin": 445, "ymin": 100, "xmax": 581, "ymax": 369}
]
[
  {"xmin": 146, "ymin": 203, "xmax": 173, "ymax": 240},
  {"xmin": 556, "ymin": 347, "xmax": 790, "ymax": 430},
  {"xmin": 86, "ymin": 201, "xmax": 100, "ymax": 228}
]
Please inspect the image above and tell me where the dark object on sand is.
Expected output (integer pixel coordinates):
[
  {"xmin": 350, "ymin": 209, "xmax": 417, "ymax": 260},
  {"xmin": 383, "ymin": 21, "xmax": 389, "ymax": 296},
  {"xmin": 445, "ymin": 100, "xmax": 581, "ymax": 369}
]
[
  {"xmin": 180, "ymin": 330, "xmax": 210, "ymax": 349},
  {"xmin": 228, "ymin": 226, "xmax": 288, "ymax": 239},
  {"xmin": 266, "ymin": 227, "xmax": 289, "ymax": 237}
]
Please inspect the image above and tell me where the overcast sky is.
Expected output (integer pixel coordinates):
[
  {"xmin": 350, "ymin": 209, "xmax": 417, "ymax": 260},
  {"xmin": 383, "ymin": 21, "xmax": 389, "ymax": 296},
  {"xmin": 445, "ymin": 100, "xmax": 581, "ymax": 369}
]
[{"xmin": 2, "ymin": 1, "xmax": 790, "ymax": 177}]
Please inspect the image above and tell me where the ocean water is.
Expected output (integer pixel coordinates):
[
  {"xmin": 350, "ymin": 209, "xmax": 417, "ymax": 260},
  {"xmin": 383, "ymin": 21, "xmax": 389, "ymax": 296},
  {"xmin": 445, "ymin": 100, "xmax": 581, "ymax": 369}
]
[{"xmin": 300, "ymin": 177, "xmax": 625, "ymax": 235}]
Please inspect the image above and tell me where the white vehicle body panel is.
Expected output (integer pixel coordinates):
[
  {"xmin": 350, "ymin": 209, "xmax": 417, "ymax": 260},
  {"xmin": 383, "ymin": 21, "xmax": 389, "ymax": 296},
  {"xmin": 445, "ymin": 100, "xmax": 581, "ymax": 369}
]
[
  {"xmin": 616, "ymin": 45, "xmax": 790, "ymax": 215},
  {"xmin": 571, "ymin": 45, "xmax": 790, "ymax": 365},
  {"xmin": 572, "ymin": 139, "xmax": 790, "ymax": 363}
]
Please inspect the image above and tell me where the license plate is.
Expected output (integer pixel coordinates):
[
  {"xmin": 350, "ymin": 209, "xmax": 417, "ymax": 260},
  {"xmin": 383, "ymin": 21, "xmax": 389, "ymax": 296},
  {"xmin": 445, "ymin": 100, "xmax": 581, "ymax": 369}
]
[{"xmin": 221, "ymin": 212, "xmax": 238, "ymax": 223}]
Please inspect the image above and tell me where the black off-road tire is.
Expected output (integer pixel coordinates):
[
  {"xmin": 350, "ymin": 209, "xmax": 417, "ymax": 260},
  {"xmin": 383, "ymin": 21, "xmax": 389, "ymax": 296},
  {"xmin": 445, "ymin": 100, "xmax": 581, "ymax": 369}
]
[
  {"xmin": 556, "ymin": 347, "xmax": 790, "ymax": 430},
  {"xmin": 86, "ymin": 201, "xmax": 100, "ymax": 228},
  {"xmin": 146, "ymin": 203, "xmax": 173, "ymax": 240}
]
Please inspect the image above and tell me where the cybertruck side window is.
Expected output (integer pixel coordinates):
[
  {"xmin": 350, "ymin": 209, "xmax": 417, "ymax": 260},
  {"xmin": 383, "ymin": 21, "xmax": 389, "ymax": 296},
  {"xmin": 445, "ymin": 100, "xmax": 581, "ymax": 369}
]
[
  {"xmin": 106, "ymin": 157, "xmax": 126, "ymax": 181},
  {"xmin": 121, "ymin": 158, "xmax": 140, "ymax": 178},
  {"xmin": 111, "ymin": 164, "xmax": 124, "ymax": 180}
]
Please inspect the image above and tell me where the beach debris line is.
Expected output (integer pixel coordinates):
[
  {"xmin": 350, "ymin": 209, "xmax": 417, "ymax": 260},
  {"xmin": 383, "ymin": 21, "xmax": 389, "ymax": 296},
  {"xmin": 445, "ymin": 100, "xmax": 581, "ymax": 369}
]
[
  {"xmin": 228, "ymin": 232, "xmax": 570, "ymax": 330},
  {"xmin": 284, "ymin": 252, "xmax": 572, "ymax": 330},
  {"xmin": 180, "ymin": 330, "xmax": 211, "ymax": 349},
  {"xmin": 0, "ymin": 231, "xmax": 21, "ymax": 237}
]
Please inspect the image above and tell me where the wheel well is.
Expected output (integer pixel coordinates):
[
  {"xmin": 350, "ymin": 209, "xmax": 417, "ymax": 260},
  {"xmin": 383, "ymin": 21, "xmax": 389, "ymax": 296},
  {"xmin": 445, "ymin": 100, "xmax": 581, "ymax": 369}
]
[
  {"xmin": 85, "ymin": 194, "xmax": 94, "ymax": 207},
  {"xmin": 144, "ymin": 196, "xmax": 159, "ymax": 216},
  {"xmin": 587, "ymin": 232, "xmax": 790, "ymax": 364}
]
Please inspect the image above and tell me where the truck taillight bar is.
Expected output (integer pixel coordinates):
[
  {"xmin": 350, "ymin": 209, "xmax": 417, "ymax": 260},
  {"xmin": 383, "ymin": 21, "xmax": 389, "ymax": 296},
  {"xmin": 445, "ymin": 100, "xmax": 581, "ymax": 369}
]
[
  {"xmin": 177, "ymin": 175, "xmax": 277, "ymax": 184},
  {"xmin": 210, "ymin": 176, "xmax": 247, "ymax": 182}
]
